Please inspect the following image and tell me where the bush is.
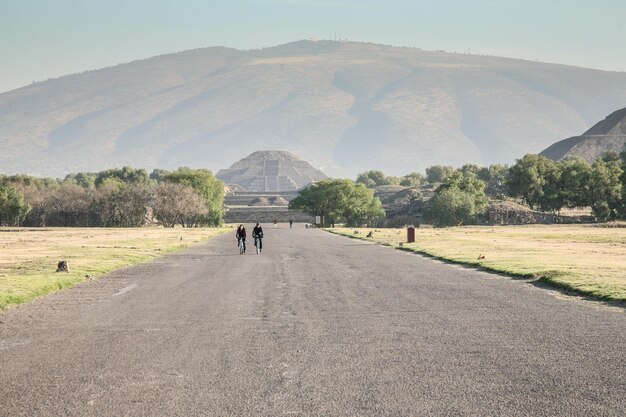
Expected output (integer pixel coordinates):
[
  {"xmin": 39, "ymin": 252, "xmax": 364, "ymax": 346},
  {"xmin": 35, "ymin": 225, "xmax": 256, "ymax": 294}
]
[
  {"xmin": 0, "ymin": 183, "xmax": 31, "ymax": 226},
  {"xmin": 425, "ymin": 188, "xmax": 480, "ymax": 227}
]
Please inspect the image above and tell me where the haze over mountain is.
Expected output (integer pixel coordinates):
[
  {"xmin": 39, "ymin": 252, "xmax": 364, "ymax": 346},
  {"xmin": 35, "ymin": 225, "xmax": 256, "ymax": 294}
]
[{"xmin": 2, "ymin": 40, "xmax": 626, "ymax": 178}]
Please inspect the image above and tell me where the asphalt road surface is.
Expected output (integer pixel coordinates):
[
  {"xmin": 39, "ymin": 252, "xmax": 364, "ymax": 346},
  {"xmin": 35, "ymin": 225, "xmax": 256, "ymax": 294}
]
[{"xmin": 1, "ymin": 226, "xmax": 624, "ymax": 416}]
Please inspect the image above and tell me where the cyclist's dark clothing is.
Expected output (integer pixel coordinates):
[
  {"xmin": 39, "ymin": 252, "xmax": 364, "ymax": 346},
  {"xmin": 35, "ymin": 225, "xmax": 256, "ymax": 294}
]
[
  {"xmin": 236, "ymin": 228, "xmax": 247, "ymax": 251},
  {"xmin": 252, "ymin": 226, "xmax": 263, "ymax": 251}
]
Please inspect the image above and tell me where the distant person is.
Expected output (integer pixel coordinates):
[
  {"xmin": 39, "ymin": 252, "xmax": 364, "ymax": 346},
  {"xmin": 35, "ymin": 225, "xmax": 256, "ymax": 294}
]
[
  {"xmin": 289, "ymin": 218, "xmax": 293, "ymax": 228},
  {"xmin": 273, "ymin": 219, "xmax": 277, "ymax": 228},
  {"xmin": 252, "ymin": 222, "xmax": 264, "ymax": 254},
  {"xmin": 236, "ymin": 224, "xmax": 246, "ymax": 254}
]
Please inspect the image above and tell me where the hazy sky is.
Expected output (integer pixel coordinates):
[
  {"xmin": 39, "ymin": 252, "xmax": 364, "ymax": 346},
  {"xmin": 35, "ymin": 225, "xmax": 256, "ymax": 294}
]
[{"xmin": 1, "ymin": 0, "xmax": 625, "ymax": 93}]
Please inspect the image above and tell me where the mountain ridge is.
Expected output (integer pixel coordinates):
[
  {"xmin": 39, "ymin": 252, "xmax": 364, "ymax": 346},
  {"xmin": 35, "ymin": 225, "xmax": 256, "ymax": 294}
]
[{"xmin": 2, "ymin": 40, "xmax": 626, "ymax": 177}]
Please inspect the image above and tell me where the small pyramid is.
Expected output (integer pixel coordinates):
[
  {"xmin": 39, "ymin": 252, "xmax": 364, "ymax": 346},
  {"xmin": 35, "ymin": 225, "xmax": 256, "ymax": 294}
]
[{"xmin": 216, "ymin": 150, "xmax": 327, "ymax": 192}]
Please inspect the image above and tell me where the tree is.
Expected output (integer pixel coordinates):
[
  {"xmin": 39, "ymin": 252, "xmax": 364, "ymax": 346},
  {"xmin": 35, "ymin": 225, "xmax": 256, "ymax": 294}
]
[
  {"xmin": 507, "ymin": 154, "xmax": 559, "ymax": 210},
  {"xmin": 289, "ymin": 179, "xmax": 385, "ymax": 227},
  {"xmin": 400, "ymin": 172, "xmax": 426, "ymax": 187},
  {"xmin": 587, "ymin": 157, "xmax": 623, "ymax": 221},
  {"xmin": 163, "ymin": 168, "xmax": 224, "ymax": 226},
  {"xmin": 426, "ymin": 188, "xmax": 478, "ymax": 227},
  {"xmin": 619, "ymin": 149, "xmax": 626, "ymax": 219},
  {"xmin": 537, "ymin": 162, "xmax": 563, "ymax": 213},
  {"xmin": 437, "ymin": 171, "xmax": 488, "ymax": 212},
  {"xmin": 558, "ymin": 158, "xmax": 592, "ymax": 209},
  {"xmin": 356, "ymin": 170, "xmax": 400, "ymax": 188},
  {"xmin": 15, "ymin": 183, "xmax": 55, "ymax": 227},
  {"xmin": 480, "ymin": 164, "xmax": 509, "ymax": 198},
  {"xmin": 93, "ymin": 183, "xmax": 153, "ymax": 227},
  {"xmin": 64, "ymin": 172, "xmax": 96, "ymax": 188},
  {"xmin": 0, "ymin": 183, "xmax": 31, "ymax": 226},
  {"xmin": 153, "ymin": 182, "xmax": 209, "ymax": 227},
  {"xmin": 46, "ymin": 183, "xmax": 93, "ymax": 226},
  {"xmin": 425, "ymin": 165, "xmax": 454, "ymax": 183},
  {"xmin": 459, "ymin": 164, "xmax": 481, "ymax": 175},
  {"xmin": 95, "ymin": 167, "xmax": 151, "ymax": 187},
  {"xmin": 425, "ymin": 170, "xmax": 488, "ymax": 227},
  {"xmin": 149, "ymin": 169, "xmax": 171, "ymax": 181}
]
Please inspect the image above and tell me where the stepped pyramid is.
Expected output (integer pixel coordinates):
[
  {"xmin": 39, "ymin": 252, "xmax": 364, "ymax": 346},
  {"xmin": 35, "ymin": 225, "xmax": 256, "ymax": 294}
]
[
  {"xmin": 216, "ymin": 150, "xmax": 327, "ymax": 192},
  {"xmin": 541, "ymin": 107, "xmax": 626, "ymax": 162}
]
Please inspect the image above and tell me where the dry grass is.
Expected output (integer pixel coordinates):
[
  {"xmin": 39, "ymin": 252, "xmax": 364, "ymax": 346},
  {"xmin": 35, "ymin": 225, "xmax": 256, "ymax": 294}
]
[
  {"xmin": 0, "ymin": 227, "xmax": 230, "ymax": 309},
  {"xmin": 328, "ymin": 224, "xmax": 626, "ymax": 302}
]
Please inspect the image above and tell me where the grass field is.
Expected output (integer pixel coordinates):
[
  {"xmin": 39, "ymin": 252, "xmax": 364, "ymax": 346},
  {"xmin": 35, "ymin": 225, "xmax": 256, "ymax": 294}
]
[
  {"xmin": 328, "ymin": 225, "xmax": 626, "ymax": 303},
  {"xmin": 0, "ymin": 227, "xmax": 230, "ymax": 309}
]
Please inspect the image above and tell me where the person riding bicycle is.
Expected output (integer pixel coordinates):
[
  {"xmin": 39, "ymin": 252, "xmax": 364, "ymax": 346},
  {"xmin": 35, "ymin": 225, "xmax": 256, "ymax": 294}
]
[
  {"xmin": 252, "ymin": 222, "xmax": 264, "ymax": 254},
  {"xmin": 236, "ymin": 224, "xmax": 246, "ymax": 253}
]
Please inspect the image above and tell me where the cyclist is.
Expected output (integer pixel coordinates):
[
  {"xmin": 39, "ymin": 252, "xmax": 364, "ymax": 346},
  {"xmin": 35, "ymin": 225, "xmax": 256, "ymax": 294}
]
[
  {"xmin": 236, "ymin": 224, "xmax": 246, "ymax": 254},
  {"xmin": 252, "ymin": 222, "xmax": 264, "ymax": 254}
]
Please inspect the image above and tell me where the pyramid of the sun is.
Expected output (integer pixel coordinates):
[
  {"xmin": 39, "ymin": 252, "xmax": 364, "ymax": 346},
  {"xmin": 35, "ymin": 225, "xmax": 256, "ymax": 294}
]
[
  {"xmin": 216, "ymin": 150, "xmax": 327, "ymax": 192},
  {"xmin": 541, "ymin": 107, "xmax": 626, "ymax": 162}
]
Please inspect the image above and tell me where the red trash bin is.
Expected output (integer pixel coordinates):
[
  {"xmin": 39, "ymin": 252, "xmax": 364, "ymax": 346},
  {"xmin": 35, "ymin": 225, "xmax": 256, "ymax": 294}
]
[{"xmin": 407, "ymin": 226, "xmax": 415, "ymax": 243}]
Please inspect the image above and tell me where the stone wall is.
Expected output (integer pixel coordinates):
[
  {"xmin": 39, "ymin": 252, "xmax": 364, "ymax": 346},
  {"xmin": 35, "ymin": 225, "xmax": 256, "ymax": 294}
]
[{"xmin": 225, "ymin": 208, "xmax": 314, "ymax": 224}]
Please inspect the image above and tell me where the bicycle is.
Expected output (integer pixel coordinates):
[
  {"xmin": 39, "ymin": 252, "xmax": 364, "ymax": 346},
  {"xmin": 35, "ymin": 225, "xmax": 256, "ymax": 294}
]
[
  {"xmin": 238, "ymin": 237, "xmax": 246, "ymax": 255},
  {"xmin": 253, "ymin": 234, "xmax": 263, "ymax": 254}
]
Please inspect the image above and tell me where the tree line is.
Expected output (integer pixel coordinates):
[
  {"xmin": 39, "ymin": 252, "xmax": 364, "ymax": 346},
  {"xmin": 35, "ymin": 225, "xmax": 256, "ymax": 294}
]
[
  {"xmin": 366, "ymin": 150, "xmax": 626, "ymax": 226},
  {"xmin": 291, "ymin": 149, "xmax": 626, "ymax": 228},
  {"xmin": 0, "ymin": 167, "xmax": 224, "ymax": 227}
]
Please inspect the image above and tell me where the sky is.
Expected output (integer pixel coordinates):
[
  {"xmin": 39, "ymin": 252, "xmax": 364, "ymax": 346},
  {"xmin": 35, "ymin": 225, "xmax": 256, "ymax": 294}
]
[{"xmin": 1, "ymin": 0, "xmax": 625, "ymax": 93}]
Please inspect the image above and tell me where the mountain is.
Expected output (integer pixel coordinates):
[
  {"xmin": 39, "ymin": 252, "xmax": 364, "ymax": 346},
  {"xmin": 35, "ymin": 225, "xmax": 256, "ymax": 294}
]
[
  {"xmin": 540, "ymin": 107, "xmax": 626, "ymax": 162},
  {"xmin": 2, "ymin": 40, "xmax": 626, "ymax": 178},
  {"xmin": 216, "ymin": 150, "xmax": 326, "ymax": 192}
]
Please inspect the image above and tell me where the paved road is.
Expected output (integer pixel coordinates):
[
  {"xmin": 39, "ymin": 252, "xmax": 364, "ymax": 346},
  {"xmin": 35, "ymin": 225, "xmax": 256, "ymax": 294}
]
[{"xmin": 0, "ymin": 226, "xmax": 624, "ymax": 416}]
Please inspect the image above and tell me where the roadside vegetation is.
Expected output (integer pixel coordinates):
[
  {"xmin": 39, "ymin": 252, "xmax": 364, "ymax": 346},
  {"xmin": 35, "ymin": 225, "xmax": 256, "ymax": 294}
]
[
  {"xmin": 353, "ymin": 150, "xmax": 626, "ymax": 227},
  {"xmin": 0, "ymin": 167, "xmax": 224, "ymax": 227},
  {"xmin": 0, "ymin": 227, "xmax": 229, "ymax": 309},
  {"xmin": 328, "ymin": 225, "xmax": 626, "ymax": 302},
  {"xmin": 289, "ymin": 179, "xmax": 385, "ymax": 227}
]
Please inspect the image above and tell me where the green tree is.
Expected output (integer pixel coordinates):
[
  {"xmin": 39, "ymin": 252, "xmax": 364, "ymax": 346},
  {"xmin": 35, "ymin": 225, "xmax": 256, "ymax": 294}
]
[
  {"xmin": 426, "ymin": 188, "xmax": 479, "ymax": 227},
  {"xmin": 400, "ymin": 172, "xmax": 426, "ymax": 187},
  {"xmin": 356, "ymin": 170, "xmax": 401, "ymax": 188},
  {"xmin": 425, "ymin": 170, "xmax": 488, "ymax": 227},
  {"xmin": 0, "ymin": 183, "xmax": 31, "ymax": 226},
  {"xmin": 587, "ymin": 157, "xmax": 623, "ymax": 221},
  {"xmin": 95, "ymin": 166, "xmax": 151, "ymax": 187},
  {"xmin": 289, "ymin": 179, "xmax": 385, "ymax": 227},
  {"xmin": 477, "ymin": 164, "xmax": 508, "ymax": 198},
  {"xmin": 149, "ymin": 169, "xmax": 171, "ymax": 182},
  {"xmin": 459, "ymin": 164, "xmax": 481, "ymax": 175},
  {"xmin": 64, "ymin": 172, "xmax": 97, "ymax": 188},
  {"xmin": 507, "ymin": 154, "xmax": 559, "ymax": 210},
  {"xmin": 558, "ymin": 158, "xmax": 592, "ymax": 209},
  {"xmin": 164, "ymin": 168, "xmax": 224, "ymax": 226},
  {"xmin": 620, "ymin": 149, "xmax": 626, "ymax": 219},
  {"xmin": 537, "ymin": 163, "xmax": 563, "ymax": 213},
  {"xmin": 438, "ymin": 171, "xmax": 488, "ymax": 211},
  {"xmin": 425, "ymin": 165, "xmax": 454, "ymax": 183}
]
